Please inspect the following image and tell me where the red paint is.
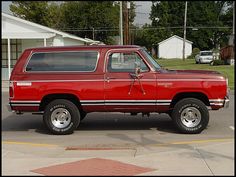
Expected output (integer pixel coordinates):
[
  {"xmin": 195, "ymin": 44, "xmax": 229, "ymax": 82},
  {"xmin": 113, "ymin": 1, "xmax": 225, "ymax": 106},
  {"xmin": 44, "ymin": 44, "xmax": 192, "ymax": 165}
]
[{"xmin": 9, "ymin": 45, "xmax": 228, "ymax": 113}]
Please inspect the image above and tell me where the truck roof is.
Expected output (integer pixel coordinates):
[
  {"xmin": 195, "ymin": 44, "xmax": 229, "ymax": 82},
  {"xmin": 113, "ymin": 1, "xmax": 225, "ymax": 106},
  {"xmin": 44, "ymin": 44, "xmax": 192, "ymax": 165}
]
[{"xmin": 26, "ymin": 45, "xmax": 142, "ymax": 51}]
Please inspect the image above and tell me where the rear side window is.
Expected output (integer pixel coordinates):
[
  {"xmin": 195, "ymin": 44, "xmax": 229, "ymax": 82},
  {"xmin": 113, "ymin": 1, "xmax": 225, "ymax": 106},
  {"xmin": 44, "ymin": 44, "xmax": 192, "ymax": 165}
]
[{"xmin": 26, "ymin": 51, "xmax": 98, "ymax": 72}]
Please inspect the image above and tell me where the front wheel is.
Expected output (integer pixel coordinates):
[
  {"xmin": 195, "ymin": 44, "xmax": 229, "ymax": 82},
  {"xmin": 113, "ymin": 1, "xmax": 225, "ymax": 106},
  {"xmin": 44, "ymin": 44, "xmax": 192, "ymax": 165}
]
[
  {"xmin": 171, "ymin": 98, "xmax": 209, "ymax": 134},
  {"xmin": 43, "ymin": 99, "xmax": 80, "ymax": 135}
]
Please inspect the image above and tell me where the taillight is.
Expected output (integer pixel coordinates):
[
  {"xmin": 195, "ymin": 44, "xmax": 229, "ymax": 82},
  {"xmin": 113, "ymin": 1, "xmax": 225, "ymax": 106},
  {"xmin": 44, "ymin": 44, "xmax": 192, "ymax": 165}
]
[{"xmin": 9, "ymin": 81, "xmax": 14, "ymax": 98}]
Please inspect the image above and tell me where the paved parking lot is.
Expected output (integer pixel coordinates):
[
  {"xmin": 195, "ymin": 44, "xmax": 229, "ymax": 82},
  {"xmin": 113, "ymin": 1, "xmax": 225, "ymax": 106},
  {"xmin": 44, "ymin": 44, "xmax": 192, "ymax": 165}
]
[{"xmin": 2, "ymin": 91, "xmax": 234, "ymax": 175}]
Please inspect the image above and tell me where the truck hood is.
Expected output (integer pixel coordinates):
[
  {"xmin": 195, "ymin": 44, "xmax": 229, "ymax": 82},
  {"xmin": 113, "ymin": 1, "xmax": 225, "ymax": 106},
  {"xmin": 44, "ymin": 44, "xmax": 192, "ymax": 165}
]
[
  {"xmin": 173, "ymin": 69, "xmax": 220, "ymax": 75},
  {"xmin": 160, "ymin": 69, "xmax": 225, "ymax": 80}
]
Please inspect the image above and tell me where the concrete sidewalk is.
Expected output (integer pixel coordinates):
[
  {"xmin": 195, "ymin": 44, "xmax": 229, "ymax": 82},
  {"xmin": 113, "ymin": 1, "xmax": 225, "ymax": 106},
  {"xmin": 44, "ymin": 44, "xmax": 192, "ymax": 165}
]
[{"xmin": 2, "ymin": 140, "xmax": 234, "ymax": 175}]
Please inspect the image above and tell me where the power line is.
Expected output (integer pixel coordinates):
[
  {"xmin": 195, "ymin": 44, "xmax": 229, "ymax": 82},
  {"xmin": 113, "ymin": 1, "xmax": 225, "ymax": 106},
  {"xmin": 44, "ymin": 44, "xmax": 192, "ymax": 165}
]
[{"xmin": 60, "ymin": 26, "xmax": 231, "ymax": 32}]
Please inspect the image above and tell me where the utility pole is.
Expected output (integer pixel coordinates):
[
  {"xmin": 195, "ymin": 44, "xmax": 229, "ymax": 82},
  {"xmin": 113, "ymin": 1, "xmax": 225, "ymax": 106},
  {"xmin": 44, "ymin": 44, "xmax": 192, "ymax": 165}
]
[
  {"xmin": 233, "ymin": 1, "xmax": 235, "ymax": 35},
  {"xmin": 119, "ymin": 1, "xmax": 123, "ymax": 45},
  {"xmin": 127, "ymin": 1, "xmax": 130, "ymax": 45},
  {"xmin": 92, "ymin": 27, "xmax": 95, "ymax": 40},
  {"xmin": 183, "ymin": 1, "xmax": 187, "ymax": 61},
  {"xmin": 124, "ymin": 1, "xmax": 128, "ymax": 45}
]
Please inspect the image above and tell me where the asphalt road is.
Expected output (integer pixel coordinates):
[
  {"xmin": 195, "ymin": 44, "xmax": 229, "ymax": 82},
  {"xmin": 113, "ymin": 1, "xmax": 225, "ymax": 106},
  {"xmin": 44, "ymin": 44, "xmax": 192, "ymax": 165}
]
[
  {"xmin": 2, "ymin": 91, "xmax": 234, "ymax": 175},
  {"xmin": 2, "ymin": 91, "xmax": 234, "ymax": 148}
]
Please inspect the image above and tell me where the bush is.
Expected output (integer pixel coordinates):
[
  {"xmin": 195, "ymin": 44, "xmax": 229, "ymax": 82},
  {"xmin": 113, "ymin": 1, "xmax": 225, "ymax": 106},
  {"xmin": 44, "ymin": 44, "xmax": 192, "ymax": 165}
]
[
  {"xmin": 211, "ymin": 60, "xmax": 225, "ymax": 66},
  {"xmin": 187, "ymin": 48, "xmax": 200, "ymax": 59}
]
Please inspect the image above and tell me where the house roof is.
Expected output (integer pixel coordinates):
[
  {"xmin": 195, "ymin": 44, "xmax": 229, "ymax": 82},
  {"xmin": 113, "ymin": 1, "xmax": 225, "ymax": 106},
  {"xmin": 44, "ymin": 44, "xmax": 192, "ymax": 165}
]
[
  {"xmin": 158, "ymin": 35, "xmax": 193, "ymax": 45},
  {"xmin": 2, "ymin": 12, "xmax": 98, "ymax": 44}
]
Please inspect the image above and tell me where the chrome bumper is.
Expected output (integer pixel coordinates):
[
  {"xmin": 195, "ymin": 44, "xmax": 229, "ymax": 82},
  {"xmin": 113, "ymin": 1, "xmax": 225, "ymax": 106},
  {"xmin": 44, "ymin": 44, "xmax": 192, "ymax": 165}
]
[{"xmin": 223, "ymin": 97, "xmax": 230, "ymax": 108}]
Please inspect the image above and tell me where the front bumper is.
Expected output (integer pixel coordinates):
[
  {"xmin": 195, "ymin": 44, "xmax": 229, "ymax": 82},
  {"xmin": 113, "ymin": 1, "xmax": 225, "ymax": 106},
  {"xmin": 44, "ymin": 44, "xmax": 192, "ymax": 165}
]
[{"xmin": 223, "ymin": 96, "xmax": 230, "ymax": 108}]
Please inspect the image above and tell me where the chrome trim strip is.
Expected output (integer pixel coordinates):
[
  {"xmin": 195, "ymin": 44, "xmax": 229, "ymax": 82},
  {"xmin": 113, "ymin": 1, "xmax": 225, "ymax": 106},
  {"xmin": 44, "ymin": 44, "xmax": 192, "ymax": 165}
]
[
  {"xmin": 82, "ymin": 103, "xmax": 170, "ymax": 106},
  {"xmin": 82, "ymin": 104, "xmax": 105, "ymax": 106},
  {"xmin": 157, "ymin": 79, "xmax": 225, "ymax": 82},
  {"xmin": 13, "ymin": 80, "xmax": 104, "ymax": 83},
  {"xmin": 11, "ymin": 104, "xmax": 40, "ymax": 106},
  {"xmin": 12, "ymin": 79, "xmax": 225, "ymax": 82},
  {"xmin": 10, "ymin": 100, "xmax": 41, "ymax": 103},
  {"xmin": 209, "ymin": 99, "xmax": 224, "ymax": 102},
  {"xmin": 105, "ymin": 103, "xmax": 156, "ymax": 105},
  {"xmin": 80, "ymin": 100, "xmax": 171, "ymax": 106},
  {"xmin": 80, "ymin": 100, "xmax": 171, "ymax": 103},
  {"xmin": 16, "ymin": 82, "xmax": 32, "ymax": 86},
  {"xmin": 210, "ymin": 103, "xmax": 224, "ymax": 106}
]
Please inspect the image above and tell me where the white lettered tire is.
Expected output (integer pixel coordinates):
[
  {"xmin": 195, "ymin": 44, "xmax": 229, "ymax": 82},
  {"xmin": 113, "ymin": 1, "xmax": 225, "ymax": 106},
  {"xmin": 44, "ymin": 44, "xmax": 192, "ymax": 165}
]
[
  {"xmin": 171, "ymin": 98, "xmax": 209, "ymax": 134},
  {"xmin": 43, "ymin": 99, "xmax": 80, "ymax": 135}
]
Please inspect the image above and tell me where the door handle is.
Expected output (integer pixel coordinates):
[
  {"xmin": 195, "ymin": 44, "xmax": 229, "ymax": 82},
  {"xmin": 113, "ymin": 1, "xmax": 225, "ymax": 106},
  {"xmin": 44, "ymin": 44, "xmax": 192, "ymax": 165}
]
[{"xmin": 106, "ymin": 77, "xmax": 116, "ymax": 82}]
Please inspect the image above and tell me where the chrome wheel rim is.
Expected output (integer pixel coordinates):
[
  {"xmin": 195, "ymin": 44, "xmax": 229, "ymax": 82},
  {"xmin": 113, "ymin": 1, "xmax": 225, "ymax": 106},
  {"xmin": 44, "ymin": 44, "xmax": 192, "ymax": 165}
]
[
  {"xmin": 51, "ymin": 108, "xmax": 71, "ymax": 129},
  {"xmin": 180, "ymin": 107, "xmax": 201, "ymax": 128}
]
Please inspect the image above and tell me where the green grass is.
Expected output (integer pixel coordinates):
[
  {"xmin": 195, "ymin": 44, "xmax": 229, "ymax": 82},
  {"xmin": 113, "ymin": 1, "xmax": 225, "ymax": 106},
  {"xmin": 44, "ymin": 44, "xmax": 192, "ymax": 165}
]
[{"xmin": 156, "ymin": 59, "xmax": 235, "ymax": 90}]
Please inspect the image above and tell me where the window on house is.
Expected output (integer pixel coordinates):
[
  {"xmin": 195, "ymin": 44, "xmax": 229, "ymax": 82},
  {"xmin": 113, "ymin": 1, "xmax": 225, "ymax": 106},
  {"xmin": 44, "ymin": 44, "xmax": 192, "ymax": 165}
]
[{"xmin": 1, "ymin": 39, "xmax": 22, "ymax": 68}]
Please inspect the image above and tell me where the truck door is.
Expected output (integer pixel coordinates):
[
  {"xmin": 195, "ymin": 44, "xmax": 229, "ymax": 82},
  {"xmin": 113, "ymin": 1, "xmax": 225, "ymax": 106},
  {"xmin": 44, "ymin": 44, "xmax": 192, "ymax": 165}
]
[{"xmin": 104, "ymin": 49, "xmax": 157, "ymax": 112}]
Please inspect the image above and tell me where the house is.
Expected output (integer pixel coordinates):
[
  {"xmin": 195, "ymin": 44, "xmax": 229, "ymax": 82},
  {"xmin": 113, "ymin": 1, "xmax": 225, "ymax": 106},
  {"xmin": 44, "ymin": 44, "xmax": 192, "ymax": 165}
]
[
  {"xmin": 157, "ymin": 35, "xmax": 193, "ymax": 59},
  {"xmin": 1, "ymin": 12, "xmax": 101, "ymax": 80}
]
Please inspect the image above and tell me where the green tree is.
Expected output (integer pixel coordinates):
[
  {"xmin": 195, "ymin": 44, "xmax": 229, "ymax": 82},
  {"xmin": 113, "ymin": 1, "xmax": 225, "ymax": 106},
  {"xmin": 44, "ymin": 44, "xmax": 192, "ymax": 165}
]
[
  {"xmin": 59, "ymin": 1, "xmax": 120, "ymax": 44},
  {"xmin": 10, "ymin": 1, "xmax": 51, "ymax": 26},
  {"xmin": 9, "ymin": 1, "xmax": 136, "ymax": 44},
  {"xmin": 145, "ymin": 1, "xmax": 233, "ymax": 50}
]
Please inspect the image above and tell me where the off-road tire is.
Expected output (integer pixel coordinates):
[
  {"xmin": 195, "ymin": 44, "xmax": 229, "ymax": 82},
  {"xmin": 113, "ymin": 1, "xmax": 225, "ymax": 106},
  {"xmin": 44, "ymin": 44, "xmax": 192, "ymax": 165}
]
[
  {"xmin": 171, "ymin": 98, "xmax": 209, "ymax": 134},
  {"xmin": 43, "ymin": 99, "xmax": 80, "ymax": 135}
]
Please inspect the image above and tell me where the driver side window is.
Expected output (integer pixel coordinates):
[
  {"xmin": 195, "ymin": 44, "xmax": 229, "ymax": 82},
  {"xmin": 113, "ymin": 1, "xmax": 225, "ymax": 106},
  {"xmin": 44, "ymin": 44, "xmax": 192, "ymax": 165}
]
[{"xmin": 107, "ymin": 52, "xmax": 149, "ymax": 72}]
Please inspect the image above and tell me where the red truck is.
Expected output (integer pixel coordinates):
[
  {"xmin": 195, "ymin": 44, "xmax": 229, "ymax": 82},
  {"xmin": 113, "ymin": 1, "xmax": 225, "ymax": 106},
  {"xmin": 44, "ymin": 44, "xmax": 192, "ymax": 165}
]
[{"xmin": 8, "ymin": 45, "xmax": 229, "ymax": 135}]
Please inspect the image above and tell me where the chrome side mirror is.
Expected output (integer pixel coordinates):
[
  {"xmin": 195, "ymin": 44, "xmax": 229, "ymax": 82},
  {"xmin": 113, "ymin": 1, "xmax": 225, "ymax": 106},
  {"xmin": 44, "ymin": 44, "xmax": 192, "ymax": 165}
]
[
  {"xmin": 130, "ymin": 61, "xmax": 143, "ymax": 79},
  {"xmin": 134, "ymin": 61, "xmax": 141, "ymax": 75}
]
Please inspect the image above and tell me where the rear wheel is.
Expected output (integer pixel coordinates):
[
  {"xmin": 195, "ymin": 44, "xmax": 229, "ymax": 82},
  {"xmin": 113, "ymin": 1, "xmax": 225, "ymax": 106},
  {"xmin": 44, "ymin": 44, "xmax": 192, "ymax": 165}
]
[
  {"xmin": 43, "ymin": 99, "xmax": 80, "ymax": 135},
  {"xmin": 171, "ymin": 98, "xmax": 209, "ymax": 134}
]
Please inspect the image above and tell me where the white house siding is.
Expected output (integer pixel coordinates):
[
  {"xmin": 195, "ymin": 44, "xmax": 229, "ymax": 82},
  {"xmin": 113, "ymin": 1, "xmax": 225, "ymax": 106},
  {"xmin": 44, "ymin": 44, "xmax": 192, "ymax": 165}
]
[
  {"xmin": 1, "ymin": 12, "xmax": 97, "ymax": 80},
  {"xmin": 158, "ymin": 35, "xmax": 192, "ymax": 59}
]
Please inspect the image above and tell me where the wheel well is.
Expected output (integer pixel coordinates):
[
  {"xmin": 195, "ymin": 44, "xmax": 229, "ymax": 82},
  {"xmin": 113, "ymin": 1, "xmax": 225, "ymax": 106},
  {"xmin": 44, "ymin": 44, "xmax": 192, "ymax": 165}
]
[
  {"xmin": 170, "ymin": 92, "xmax": 210, "ymax": 108},
  {"xmin": 39, "ymin": 94, "xmax": 82, "ymax": 111}
]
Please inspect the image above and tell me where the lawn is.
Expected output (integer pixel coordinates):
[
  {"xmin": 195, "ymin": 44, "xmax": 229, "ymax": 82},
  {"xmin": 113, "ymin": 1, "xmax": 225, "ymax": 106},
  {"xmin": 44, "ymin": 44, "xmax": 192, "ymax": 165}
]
[{"xmin": 156, "ymin": 59, "xmax": 235, "ymax": 90}]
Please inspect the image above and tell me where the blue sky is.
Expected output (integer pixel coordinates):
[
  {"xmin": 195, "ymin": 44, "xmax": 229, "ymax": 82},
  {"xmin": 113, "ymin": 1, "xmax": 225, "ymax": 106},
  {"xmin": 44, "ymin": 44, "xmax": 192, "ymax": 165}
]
[{"xmin": 1, "ymin": 1, "xmax": 152, "ymax": 26}]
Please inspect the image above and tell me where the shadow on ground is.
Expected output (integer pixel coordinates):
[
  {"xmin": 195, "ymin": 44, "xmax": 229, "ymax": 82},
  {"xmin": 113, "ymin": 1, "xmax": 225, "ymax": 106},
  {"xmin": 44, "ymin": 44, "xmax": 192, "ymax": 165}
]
[{"xmin": 2, "ymin": 113, "xmax": 178, "ymax": 134}]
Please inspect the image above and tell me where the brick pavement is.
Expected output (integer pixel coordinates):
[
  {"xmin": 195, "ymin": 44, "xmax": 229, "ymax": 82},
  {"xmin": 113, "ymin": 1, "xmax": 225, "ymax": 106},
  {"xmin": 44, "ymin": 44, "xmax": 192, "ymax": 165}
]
[{"xmin": 31, "ymin": 158, "xmax": 156, "ymax": 176}]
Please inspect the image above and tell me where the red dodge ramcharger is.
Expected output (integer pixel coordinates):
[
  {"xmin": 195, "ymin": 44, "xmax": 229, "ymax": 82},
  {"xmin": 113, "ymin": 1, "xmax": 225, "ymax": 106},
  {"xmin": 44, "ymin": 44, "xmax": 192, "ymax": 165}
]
[{"xmin": 8, "ymin": 45, "xmax": 230, "ymax": 135}]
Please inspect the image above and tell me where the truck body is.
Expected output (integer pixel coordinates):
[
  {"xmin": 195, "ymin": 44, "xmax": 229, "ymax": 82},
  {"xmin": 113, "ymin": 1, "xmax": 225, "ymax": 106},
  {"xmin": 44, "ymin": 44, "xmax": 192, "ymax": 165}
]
[{"xmin": 8, "ymin": 45, "xmax": 229, "ymax": 134}]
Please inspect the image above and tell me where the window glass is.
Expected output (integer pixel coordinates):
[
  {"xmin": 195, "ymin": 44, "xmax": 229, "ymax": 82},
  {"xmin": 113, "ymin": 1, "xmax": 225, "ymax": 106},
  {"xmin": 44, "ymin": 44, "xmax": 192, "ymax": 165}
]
[
  {"xmin": 107, "ymin": 52, "xmax": 149, "ymax": 72},
  {"xmin": 141, "ymin": 49, "xmax": 161, "ymax": 70},
  {"xmin": 1, "ymin": 39, "xmax": 22, "ymax": 68},
  {"xmin": 200, "ymin": 52, "xmax": 213, "ymax": 56},
  {"xmin": 26, "ymin": 51, "xmax": 98, "ymax": 72}
]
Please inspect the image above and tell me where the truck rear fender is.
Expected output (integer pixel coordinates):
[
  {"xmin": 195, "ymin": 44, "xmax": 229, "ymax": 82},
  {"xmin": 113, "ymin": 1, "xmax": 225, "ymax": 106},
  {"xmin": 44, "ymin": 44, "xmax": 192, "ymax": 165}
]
[{"xmin": 39, "ymin": 93, "xmax": 82, "ymax": 112}]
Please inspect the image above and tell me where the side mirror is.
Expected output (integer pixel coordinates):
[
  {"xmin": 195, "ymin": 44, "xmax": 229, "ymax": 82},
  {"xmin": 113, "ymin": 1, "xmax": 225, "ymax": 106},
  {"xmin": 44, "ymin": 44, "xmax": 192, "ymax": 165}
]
[
  {"xmin": 134, "ymin": 61, "xmax": 141, "ymax": 75},
  {"xmin": 130, "ymin": 61, "xmax": 143, "ymax": 79}
]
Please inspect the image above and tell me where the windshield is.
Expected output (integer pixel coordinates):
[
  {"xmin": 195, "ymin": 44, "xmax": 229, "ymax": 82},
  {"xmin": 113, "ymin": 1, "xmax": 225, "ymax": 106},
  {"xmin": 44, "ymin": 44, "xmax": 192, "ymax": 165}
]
[
  {"xmin": 200, "ymin": 52, "xmax": 213, "ymax": 56},
  {"xmin": 140, "ymin": 49, "xmax": 161, "ymax": 70}
]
